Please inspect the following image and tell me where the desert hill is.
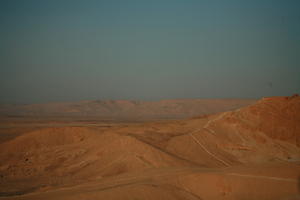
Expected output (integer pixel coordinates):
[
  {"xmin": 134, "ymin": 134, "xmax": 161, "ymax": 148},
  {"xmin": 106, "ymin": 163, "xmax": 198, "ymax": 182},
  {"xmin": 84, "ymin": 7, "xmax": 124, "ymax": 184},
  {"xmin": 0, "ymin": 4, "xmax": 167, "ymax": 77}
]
[
  {"xmin": 166, "ymin": 95, "xmax": 300, "ymax": 166},
  {"xmin": 0, "ymin": 99, "xmax": 255, "ymax": 120},
  {"xmin": 0, "ymin": 96, "xmax": 299, "ymax": 200}
]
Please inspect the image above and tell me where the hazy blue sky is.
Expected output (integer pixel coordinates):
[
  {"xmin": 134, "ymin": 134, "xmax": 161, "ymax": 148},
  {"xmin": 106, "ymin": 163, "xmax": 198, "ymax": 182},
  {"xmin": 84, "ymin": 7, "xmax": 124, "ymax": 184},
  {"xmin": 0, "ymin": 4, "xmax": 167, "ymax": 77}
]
[{"xmin": 1, "ymin": 0, "xmax": 299, "ymax": 103}]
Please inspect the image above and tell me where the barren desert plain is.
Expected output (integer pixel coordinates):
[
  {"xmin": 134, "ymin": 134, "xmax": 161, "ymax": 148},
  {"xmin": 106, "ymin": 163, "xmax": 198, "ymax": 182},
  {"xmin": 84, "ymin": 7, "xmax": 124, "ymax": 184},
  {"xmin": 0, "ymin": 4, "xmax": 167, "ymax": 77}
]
[{"xmin": 0, "ymin": 96, "xmax": 299, "ymax": 200}]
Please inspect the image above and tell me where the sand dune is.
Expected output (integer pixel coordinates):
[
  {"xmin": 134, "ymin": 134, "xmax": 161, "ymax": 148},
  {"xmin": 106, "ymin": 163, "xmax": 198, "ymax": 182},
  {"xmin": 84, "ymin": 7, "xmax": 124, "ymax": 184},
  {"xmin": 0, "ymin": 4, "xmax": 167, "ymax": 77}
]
[{"xmin": 0, "ymin": 96, "xmax": 299, "ymax": 199}]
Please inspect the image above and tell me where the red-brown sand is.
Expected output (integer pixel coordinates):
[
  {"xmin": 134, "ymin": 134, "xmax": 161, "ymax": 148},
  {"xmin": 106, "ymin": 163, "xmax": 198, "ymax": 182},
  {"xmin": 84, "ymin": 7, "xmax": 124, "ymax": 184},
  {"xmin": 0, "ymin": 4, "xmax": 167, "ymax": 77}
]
[{"xmin": 0, "ymin": 96, "xmax": 299, "ymax": 200}]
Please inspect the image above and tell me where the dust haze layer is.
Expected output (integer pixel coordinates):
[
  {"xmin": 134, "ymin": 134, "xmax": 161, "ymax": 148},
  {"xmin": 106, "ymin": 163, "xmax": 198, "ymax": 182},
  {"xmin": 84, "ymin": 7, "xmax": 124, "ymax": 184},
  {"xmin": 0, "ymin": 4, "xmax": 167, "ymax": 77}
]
[{"xmin": 0, "ymin": 98, "xmax": 256, "ymax": 120}]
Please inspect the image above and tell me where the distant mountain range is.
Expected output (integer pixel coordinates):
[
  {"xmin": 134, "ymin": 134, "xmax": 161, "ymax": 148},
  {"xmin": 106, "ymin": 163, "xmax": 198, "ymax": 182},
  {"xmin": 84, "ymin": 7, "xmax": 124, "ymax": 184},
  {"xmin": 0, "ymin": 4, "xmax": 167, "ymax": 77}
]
[{"xmin": 0, "ymin": 99, "xmax": 256, "ymax": 120}]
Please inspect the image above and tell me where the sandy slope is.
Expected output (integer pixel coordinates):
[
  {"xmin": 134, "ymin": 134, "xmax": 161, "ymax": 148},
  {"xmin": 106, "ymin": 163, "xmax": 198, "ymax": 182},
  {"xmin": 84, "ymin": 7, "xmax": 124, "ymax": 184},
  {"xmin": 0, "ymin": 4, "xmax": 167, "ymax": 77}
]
[{"xmin": 0, "ymin": 96, "xmax": 299, "ymax": 199}]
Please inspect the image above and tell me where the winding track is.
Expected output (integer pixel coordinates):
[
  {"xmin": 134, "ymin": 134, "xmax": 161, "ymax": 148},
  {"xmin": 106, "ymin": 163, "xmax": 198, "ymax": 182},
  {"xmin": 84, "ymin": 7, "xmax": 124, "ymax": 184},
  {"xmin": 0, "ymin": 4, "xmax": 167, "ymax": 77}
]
[
  {"xmin": 3, "ymin": 167, "xmax": 297, "ymax": 199},
  {"xmin": 226, "ymin": 173, "xmax": 298, "ymax": 182},
  {"xmin": 188, "ymin": 113, "xmax": 231, "ymax": 167}
]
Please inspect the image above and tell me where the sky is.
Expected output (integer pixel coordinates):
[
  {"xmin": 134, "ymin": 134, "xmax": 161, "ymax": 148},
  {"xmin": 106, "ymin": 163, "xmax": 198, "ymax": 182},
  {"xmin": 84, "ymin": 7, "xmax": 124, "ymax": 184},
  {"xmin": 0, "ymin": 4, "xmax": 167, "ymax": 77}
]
[{"xmin": 0, "ymin": 0, "xmax": 300, "ymax": 103}]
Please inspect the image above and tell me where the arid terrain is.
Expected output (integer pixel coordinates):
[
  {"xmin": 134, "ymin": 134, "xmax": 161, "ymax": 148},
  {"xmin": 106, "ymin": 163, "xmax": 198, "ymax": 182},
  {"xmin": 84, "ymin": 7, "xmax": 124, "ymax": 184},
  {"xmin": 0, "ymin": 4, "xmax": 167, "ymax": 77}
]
[
  {"xmin": 0, "ymin": 99, "xmax": 255, "ymax": 120},
  {"xmin": 0, "ymin": 96, "xmax": 299, "ymax": 200}
]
